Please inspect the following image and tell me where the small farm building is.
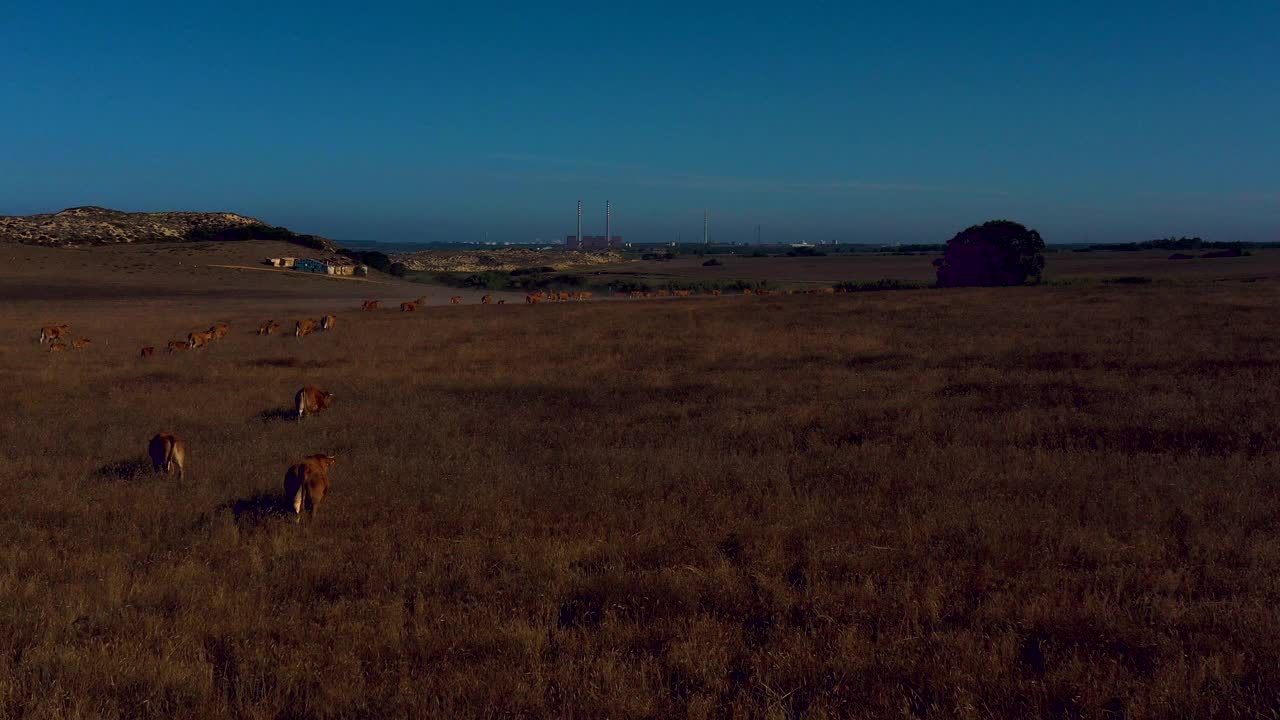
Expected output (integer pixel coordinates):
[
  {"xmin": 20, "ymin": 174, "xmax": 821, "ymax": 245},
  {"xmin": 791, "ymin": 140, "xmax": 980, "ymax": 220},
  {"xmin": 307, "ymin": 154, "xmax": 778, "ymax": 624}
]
[{"xmin": 294, "ymin": 258, "xmax": 328, "ymax": 273}]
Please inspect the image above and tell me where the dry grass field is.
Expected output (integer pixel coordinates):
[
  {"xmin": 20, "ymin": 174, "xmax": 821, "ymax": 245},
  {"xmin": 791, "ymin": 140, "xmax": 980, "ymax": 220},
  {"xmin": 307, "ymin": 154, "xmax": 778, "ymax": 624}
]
[
  {"xmin": 1, "ymin": 244, "xmax": 1279, "ymax": 718},
  {"xmin": 593, "ymin": 249, "xmax": 1280, "ymax": 289}
]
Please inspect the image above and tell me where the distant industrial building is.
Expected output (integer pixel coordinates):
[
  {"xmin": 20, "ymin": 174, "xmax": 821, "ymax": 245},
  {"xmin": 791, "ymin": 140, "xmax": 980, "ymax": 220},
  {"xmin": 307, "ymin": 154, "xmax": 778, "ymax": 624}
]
[
  {"xmin": 566, "ymin": 234, "xmax": 623, "ymax": 250},
  {"xmin": 566, "ymin": 200, "xmax": 622, "ymax": 250}
]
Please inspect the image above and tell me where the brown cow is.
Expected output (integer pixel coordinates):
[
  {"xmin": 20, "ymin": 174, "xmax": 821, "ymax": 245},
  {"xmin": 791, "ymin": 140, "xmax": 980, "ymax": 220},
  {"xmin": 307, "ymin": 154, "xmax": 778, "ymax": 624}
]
[
  {"xmin": 71, "ymin": 339, "xmax": 92, "ymax": 350},
  {"xmin": 167, "ymin": 340, "xmax": 189, "ymax": 352},
  {"xmin": 320, "ymin": 314, "xmax": 337, "ymax": 331},
  {"xmin": 140, "ymin": 346, "xmax": 155, "ymax": 358},
  {"xmin": 526, "ymin": 294, "xmax": 541, "ymax": 304},
  {"xmin": 257, "ymin": 320, "xmax": 281, "ymax": 336},
  {"xmin": 148, "ymin": 432, "xmax": 187, "ymax": 480},
  {"xmin": 210, "ymin": 322, "xmax": 230, "ymax": 339},
  {"xmin": 295, "ymin": 319, "xmax": 318, "ymax": 337},
  {"xmin": 295, "ymin": 386, "xmax": 334, "ymax": 420},
  {"xmin": 48, "ymin": 342, "xmax": 68, "ymax": 353},
  {"xmin": 284, "ymin": 454, "xmax": 336, "ymax": 519},
  {"xmin": 188, "ymin": 331, "xmax": 214, "ymax": 348},
  {"xmin": 39, "ymin": 325, "xmax": 70, "ymax": 344},
  {"xmin": 712, "ymin": 289, "xmax": 722, "ymax": 296},
  {"xmin": 400, "ymin": 302, "xmax": 416, "ymax": 312},
  {"xmin": 361, "ymin": 300, "xmax": 380, "ymax": 311},
  {"xmin": 450, "ymin": 296, "xmax": 462, "ymax": 304}
]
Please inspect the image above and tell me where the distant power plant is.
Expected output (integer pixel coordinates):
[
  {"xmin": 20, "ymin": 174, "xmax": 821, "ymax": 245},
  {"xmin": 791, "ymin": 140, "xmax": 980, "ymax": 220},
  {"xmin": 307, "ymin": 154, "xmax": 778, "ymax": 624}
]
[{"xmin": 566, "ymin": 200, "xmax": 624, "ymax": 250}]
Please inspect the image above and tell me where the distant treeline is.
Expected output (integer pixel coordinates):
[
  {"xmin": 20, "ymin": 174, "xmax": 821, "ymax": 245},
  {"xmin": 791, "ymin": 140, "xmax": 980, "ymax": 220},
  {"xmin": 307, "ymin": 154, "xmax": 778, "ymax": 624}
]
[
  {"xmin": 187, "ymin": 224, "xmax": 329, "ymax": 251},
  {"xmin": 1078, "ymin": 237, "xmax": 1280, "ymax": 252}
]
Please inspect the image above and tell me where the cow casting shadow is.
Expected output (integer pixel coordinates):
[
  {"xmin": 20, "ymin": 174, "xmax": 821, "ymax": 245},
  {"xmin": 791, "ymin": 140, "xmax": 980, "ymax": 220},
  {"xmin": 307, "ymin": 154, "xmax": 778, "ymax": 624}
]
[
  {"xmin": 225, "ymin": 490, "xmax": 292, "ymax": 526},
  {"xmin": 258, "ymin": 407, "xmax": 297, "ymax": 423},
  {"xmin": 95, "ymin": 456, "xmax": 153, "ymax": 482}
]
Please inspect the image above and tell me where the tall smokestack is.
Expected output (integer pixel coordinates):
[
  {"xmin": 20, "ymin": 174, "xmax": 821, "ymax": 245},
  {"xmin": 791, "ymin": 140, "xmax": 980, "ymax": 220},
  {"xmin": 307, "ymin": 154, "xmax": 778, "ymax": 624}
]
[
  {"xmin": 576, "ymin": 200, "xmax": 582, "ymax": 249},
  {"xmin": 703, "ymin": 209, "xmax": 709, "ymax": 245},
  {"xmin": 606, "ymin": 200, "xmax": 611, "ymax": 246}
]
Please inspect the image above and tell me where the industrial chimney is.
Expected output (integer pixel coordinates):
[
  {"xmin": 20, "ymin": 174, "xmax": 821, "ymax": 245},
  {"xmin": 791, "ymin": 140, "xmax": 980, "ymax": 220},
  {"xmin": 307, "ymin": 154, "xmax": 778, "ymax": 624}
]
[
  {"xmin": 606, "ymin": 200, "xmax": 611, "ymax": 247},
  {"xmin": 576, "ymin": 200, "xmax": 582, "ymax": 249}
]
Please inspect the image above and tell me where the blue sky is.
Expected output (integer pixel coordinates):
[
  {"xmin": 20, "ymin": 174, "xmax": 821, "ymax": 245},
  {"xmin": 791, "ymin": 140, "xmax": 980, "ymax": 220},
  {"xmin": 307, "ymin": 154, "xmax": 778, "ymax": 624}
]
[{"xmin": 2, "ymin": 1, "xmax": 1277, "ymax": 244}]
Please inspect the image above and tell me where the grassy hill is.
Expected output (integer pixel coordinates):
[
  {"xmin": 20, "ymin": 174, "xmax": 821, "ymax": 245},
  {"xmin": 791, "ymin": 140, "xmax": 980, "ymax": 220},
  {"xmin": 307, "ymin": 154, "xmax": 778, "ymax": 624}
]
[{"xmin": 0, "ymin": 206, "xmax": 335, "ymax": 251}]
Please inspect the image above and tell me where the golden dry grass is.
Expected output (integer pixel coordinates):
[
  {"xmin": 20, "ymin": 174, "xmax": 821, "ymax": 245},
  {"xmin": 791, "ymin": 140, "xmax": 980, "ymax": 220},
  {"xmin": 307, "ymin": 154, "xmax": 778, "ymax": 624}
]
[
  {"xmin": 595, "ymin": 248, "xmax": 1280, "ymax": 287},
  {"xmin": 1, "ymin": 249, "xmax": 1279, "ymax": 718}
]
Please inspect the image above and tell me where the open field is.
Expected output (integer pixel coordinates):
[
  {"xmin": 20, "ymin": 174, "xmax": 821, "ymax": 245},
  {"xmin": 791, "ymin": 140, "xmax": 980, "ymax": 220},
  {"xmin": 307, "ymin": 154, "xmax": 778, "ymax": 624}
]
[
  {"xmin": 2, "ymin": 247, "xmax": 1280, "ymax": 718},
  {"xmin": 584, "ymin": 249, "xmax": 1280, "ymax": 290}
]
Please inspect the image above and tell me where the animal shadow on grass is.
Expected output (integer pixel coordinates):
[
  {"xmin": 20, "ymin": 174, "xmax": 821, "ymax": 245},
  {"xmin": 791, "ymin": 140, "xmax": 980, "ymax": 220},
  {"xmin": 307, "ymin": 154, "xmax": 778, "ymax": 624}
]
[
  {"xmin": 96, "ymin": 457, "xmax": 153, "ymax": 482},
  {"xmin": 259, "ymin": 407, "xmax": 297, "ymax": 423},
  {"xmin": 225, "ymin": 490, "xmax": 292, "ymax": 527}
]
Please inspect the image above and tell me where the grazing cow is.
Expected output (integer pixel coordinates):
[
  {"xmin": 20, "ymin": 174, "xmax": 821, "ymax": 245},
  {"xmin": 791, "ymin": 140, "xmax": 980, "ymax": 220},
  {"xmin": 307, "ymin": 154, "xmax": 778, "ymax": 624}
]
[
  {"xmin": 361, "ymin": 300, "xmax": 380, "ymax": 311},
  {"xmin": 49, "ymin": 342, "xmax": 68, "ymax": 353},
  {"xmin": 210, "ymin": 322, "xmax": 230, "ymax": 339},
  {"xmin": 295, "ymin": 319, "xmax": 318, "ymax": 337},
  {"xmin": 148, "ymin": 432, "xmax": 186, "ymax": 480},
  {"xmin": 257, "ymin": 320, "xmax": 281, "ymax": 336},
  {"xmin": 320, "ymin": 314, "xmax": 337, "ymax": 331},
  {"xmin": 451, "ymin": 296, "xmax": 462, "ymax": 305},
  {"xmin": 712, "ymin": 289, "xmax": 722, "ymax": 296},
  {"xmin": 400, "ymin": 301, "xmax": 416, "ymax": 312},
  {"xmin": 629, "ymin": 290, "xmax": 644, "ymax": 299},
  {"xmin": 167, "ymin": 340, "xmax": 189, "ymax": 352},
  {"xmin": 295, "ymin": 386, "xmax": 334, "ymax": 420},
  {"xmin": 284, "ymin": 454, "xmax": 336, "ymax": 519},
  {"xmin": 481, "ymin": 294, "xmax": 494, "ymax": 305},
  {"xmin": 556, "ymin": 292, "xmax": 570, "ymax": 302},
  {"xmin": 578, "ymin": 291, "xmax": 593, "ymax": 300},
  {"xmin": 755, "ymin": 288, "xmax": 770, "ymax": 296},
  {"xmin": 188, "ymin": 331, "xmax": 214, "ymax": 348},
  {"xmin": 39, "ymin": 325, "xmax": 70, "ymax": 344},
  {"xmin": 673, "ymin": 290, "xmax": 691, "ymax": 297},
  {"xmin": 497, "ymin": 299, "xmax": 506, "ymax": 304},
  {"xmin": 140, "ymin": 346, "xmax": 155, "ymax": 358},
  {"xmin": 71, "ymin": 339, "xmax": 92, "ymax": 350}
]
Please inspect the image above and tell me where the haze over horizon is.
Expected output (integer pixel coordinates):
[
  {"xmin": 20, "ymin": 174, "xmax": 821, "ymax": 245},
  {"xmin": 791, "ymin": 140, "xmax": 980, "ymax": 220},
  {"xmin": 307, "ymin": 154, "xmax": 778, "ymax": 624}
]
[{"xmin": 3, "ymin": 1, "xmax": 1277, "ymax": 245}]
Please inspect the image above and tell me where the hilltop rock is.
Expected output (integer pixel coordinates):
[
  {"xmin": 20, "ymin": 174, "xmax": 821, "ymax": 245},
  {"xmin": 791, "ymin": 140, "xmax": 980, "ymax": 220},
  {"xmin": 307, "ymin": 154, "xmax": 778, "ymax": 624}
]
[{"xmin": 0, "ymin": 206, "xmax": 336, "ymax": 250}]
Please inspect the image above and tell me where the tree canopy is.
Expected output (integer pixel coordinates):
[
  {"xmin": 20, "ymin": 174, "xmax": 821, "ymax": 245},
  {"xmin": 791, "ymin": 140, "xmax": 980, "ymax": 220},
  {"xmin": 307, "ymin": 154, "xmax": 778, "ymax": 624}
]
[{"xmin": 934, "ymin": 220, "xmax": 1046, "ymax": 287}]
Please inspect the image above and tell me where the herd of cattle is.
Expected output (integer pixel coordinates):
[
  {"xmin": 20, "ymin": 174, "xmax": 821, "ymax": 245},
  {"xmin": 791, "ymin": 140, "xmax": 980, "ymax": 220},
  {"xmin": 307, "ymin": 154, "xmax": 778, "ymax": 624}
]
[
  {"xmin": 37, "ymin": 324, "xmax": 91, "ymax": 352},
  {"xmin": 35, "ymin": 285, "xmax": 835, "ymax": 516}
]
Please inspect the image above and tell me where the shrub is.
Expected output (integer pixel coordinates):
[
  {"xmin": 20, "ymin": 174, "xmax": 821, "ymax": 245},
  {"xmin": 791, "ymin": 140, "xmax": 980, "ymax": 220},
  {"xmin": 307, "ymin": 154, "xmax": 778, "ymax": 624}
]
[
  {"xmin": 832, "ymin": 279, "xmax": 923, "ymax": 293},
  {"xmin": 338, "ymin": 250, "xmax": 393, "ymax": 273},
  {"xmin": 1103, "ymin": 276, "xmax": 1154, "ymax": 285},
  {"xmin": 388, "ymin": 262, "xmax": 407, "ymax": 278},
  {"xmin": 934, "ymin": 220, "xmax": 1046, "ymax": 287}
]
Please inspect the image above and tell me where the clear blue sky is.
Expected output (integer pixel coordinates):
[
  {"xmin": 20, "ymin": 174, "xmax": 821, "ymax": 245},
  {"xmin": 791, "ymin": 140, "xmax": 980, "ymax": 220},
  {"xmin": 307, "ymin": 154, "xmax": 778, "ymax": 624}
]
[{"xmin": 3, "ymin": 1, "xmax": 1277, "ymax": 244}]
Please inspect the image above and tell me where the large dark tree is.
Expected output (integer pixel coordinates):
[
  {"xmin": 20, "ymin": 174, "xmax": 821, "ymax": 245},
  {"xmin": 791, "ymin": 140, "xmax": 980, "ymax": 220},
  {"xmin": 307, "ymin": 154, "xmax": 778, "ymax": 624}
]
[{"xmin": 934, "ymin": 220, "xmax": 1046, "ymax": 287}]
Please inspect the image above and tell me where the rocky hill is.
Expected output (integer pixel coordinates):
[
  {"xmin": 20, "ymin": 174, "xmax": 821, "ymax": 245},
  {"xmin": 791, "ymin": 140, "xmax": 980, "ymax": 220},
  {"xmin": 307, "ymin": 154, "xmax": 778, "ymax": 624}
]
[
  {"xmin": 394, "ymin": 247, "xmax": 623, "ymax": 273},
  {"xmin": 0, "ymin": 206, "xmax": 335, "ymax": 250}
]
